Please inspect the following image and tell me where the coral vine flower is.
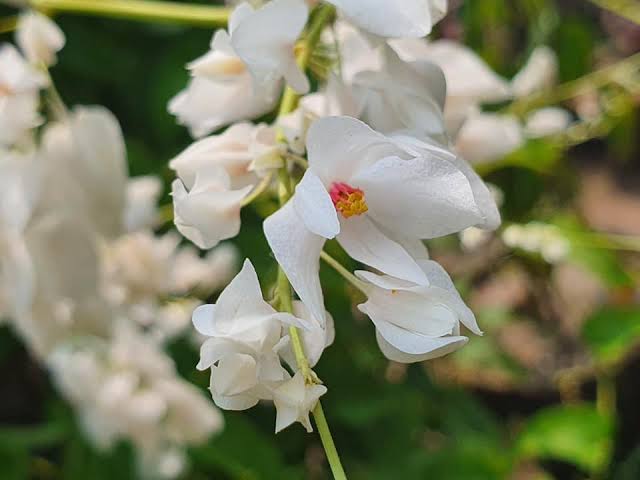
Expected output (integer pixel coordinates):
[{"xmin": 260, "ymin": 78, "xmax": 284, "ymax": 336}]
[{"xmin": 264, "ymin": 116, "xmax": 500, "ymax": 323}]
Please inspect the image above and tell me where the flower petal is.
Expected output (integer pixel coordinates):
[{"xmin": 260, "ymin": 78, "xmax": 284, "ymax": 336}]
[
  {"xmin": 375, "ymin": 330, "xmax": 468, "ymax": 363},
  {"xmin": 353, "ymin": 154, "xmax": 486, "ymax": 239},
  {"xmin": 327, "ymin": 0, "xmax": 434, "ymax": 38},
  {"xmin": 336, "ymin": 214, "xmax": 428, "ymax": 285},
  {"xmin": 264, "ymin": 201, "xmax": 326, "ymax": 324},
  {"xmin": 306, "ymin": 116, "xmax": 395, "ymax": 185},
  {"xmin": 293, "ymin": 170, "xmax": 340, "ymax": 239},
  {"xmin": 192, "ymin": 303, "xmax": 216, "ymax": 336}
]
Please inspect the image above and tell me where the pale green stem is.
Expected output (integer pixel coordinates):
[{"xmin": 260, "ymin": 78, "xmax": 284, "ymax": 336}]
[
  {"xmin": 0, "ymin": 15, "xmax": 18, "ymax": 34},
  {"xmin": 506, "ymin": 50, "xmax": 640, "ymax": 117},
  {"xmin": 588, "ymin": 0, "xmax": 640, "ymax": 25},
  {"xmin": 312, "ymin": 402, "xmax": 348, "ymax": 480},
  {"xmin": 272, "ymin": 4, "xmax": 346, "ymax": 479},
  {"xmin": 241, "ymin": 173, "xmax": 274, "ymax": 207},
  {"xmin": 30, "ymin": 0, "xmax": 229, "ymax": 27},
  {"xmin": 319, "ymin": 251, "xmax": 367, "ymax": 293}
]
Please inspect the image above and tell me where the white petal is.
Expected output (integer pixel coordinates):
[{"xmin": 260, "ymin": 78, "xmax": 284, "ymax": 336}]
[
  {"xmin": 16, "ymin": 11, "xmax": 65, "ymax": 66},
  {"xmin": 214, "ymin": 259, "xmax": 272, "ymax": 331},
  {"xmin": 375, "ymin": 330, "xmax": 467, "ymax": 363},
  {"xmin": 306, "ymin": 116, "xmax": 394, "ymax": 185},
  {"xmin": 292, "ymin": 170, "xmax": 340, "ymax": 239},
  {"xmin": 327, "ymin": 0, "xmax": 434, "ymax": 38},
  {"xmin": 211, "ymin": 352, "xmax": 258, "ymax": 396},
  {"xmin": 353, "ymin": 155, "xmax": 483, "ymax": 239},
  {"xmin": 232, "ymin": 0, "xmax": 309, "ymax": 94},
  {"xmin": 336, "ymin": 215, "xmax": 427, "ymax": 285},
  {"xmin": 192, "ymin": 303, "xmax": 216, "ymax": 336},
  {"xmin": 264, "ymin": 201, "xmax": 326, "ymax": 324},
  {"xmin": 359, "ymin": 289, "xmax": 457, "ymax": 339},
  {"xmin": 417, "ymin": 260, "xmax": 482, "ymax": 335}
]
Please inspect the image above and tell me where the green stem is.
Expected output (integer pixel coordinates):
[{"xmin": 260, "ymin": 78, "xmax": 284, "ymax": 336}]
[
  {"xmin": 320, "ymin": 251, "xmax": 367, "ymax": 293},
  {"xmin": 272, "ymin": 4, "xmax": 346, "ymax": 478},
  {"xmin": 241, "ymin": 173, "xmax": 274, "ymax": 207},
  {"xmin": 0, "ymin": 15, "xmax": 18, "ymax": 34},
  {"xmin": 506, "ymin": 50, "xmax": 640, "ymax": 117},
  {"xmin": 588, "ymin": 0, "xmax": 640, "ymax": 25},
  {"xmin": 313, "ymin": 402, "xmax": 348, "ymax": 480},
  {"xmin": 30, "ymin": 0, "xmax": 229, "ymax": 27}
]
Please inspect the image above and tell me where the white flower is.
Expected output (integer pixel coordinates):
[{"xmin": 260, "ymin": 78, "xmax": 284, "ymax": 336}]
[
  {"xmin": 193, "ymin": 260, "xmax": 308, "ymax": 410},
  {"xmin": 352, "ymin": 46, "xmax": 447, "ymax": 138},
  {"xmin": 391, "ymin": 39, "xmax": 512, "ymax": 135},
  {"xmin": 327, "ymin": 0, "xmax": 447, "ymax": 38},
  {"xmin": 229, "ymin": 0, "xmax": 310, "ymax": 95},
  {"xmin": 0, "ymin": 44, "xmax": 48, "ymax": 146},
  {"xmin": 0, "ymin": 149, "xmax": 38, "ymax": 319},
  {"xmin": 171, "ymin": 243, "xmax": 238, "ymax": 294},
  {"xmin": 502, "ymin": 222, "xmax": 570, "ymax": 264},
  {"xmin": 170, "ymin": 122, "xmax": 281, "ymax": 189},
  {"xmin": 172, "ymin": 166, "xmax": 253, "ymax": 249},
  {"xmin": 170, "ymin": 0, "xmax": 309, "ymax": 137},
  {"xmin": 123, "ymin": 176, "xmax": 162, "ymax": 232},
  {"xmin": 169, "ymin": 74, "xmax": 277, "ymax": 139},
  {"xmin": 454, "ymin": 110, "xmax": 524, "ymax": 164},
  {"xmin": 511, "ymin": 46, "xmax": 558, "ymax": 98},
  {"xmin": 524, "ymin": 107, "xmax": 572, "ymax": 138},
  {"xmin": 272, "ymin": 371, "xmax": 326, "ymax": 433},
  {"xmin": 356, "ymin": 259, "xmax": 480, "ymax": 363},
  {"xmin": 265, "ymin": 116, "xmax": 500, "ymax": 322},
  {"xmin": 38, "ymin": 106, "xmax": 128, "ymax": 238},
  {"xmin": 16, "ymin": 11, "xmax": 65, "ymax": 66}
]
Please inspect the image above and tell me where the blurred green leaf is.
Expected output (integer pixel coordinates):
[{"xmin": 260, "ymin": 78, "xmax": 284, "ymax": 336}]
[
  {"xmin": 0, "ymin": 446, "xmax": 29, "ymax": 480},
  {"xmin": 190, "ymin": 413, "xmax": 302, "ymax": 480},
  {"xmin": 582, "ymin": 307, "xmax": 640, "ymax": 365},
  {"xmin": 516, "ymin": 404, "xmax": 613, "ymax": 473}
]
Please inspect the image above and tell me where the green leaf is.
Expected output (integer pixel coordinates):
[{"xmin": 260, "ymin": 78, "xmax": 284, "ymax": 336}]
[
  {"xmin": 190, "ymin": 413, "xmax": 302, "ymax": 480},
  {"xmin": 516, "ymin": 404, "xmax": 613, "ymax": 473},
  {"xmin": 582, "ymin": 307, "xmax": 640, "ymax": 364}
]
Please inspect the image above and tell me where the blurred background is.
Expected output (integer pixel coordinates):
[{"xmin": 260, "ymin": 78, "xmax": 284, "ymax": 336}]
[{"xmin": 1, "ymin": 0, "xmax": 640, "ymax": 478}]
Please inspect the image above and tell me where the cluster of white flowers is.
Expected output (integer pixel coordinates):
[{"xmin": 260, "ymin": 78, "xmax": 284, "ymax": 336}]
[
  {"xmin": 502, "ymin": 222, "xmax": 571, "ymax": 264},
  {"xmin": 166, "ymin": 0, "xmax": 553, "ymax": 434},
  {"xmin": 0, "ymin": 12, "xmax": 235, "ymax": 477}
]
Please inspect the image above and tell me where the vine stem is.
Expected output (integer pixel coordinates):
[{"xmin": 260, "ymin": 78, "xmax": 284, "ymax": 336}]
[
  {"xmin": 273, "ymin": 4, "xmax": 346, "ymax": 479},
  {"xmin": 0, "ymin": 15, "xmax": 18, "ymax": 34},
  {"xmin": 30, "ymin": 0, "xmax": 229, "ymax": 27}
]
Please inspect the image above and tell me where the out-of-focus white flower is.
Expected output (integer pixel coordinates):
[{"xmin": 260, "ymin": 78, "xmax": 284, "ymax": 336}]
[
  {"xmin": 39, "ymin": 106, "xmax": 128, "ymax": 238},
  {"xmin": 272, "ymin": 371, "xmax": 326, "ymax": 433},
  {"xmin": 0, "ymin": 149, "xmax": 38, "ymax": 319},
  {"xmin": 502, "ymin": 222, "xmax": 571, "ymax": 264},
  {"xmin": 265, "ymin": 116, "xmax": 500, "ymax": 323},
  {"xmin": 524, "ymin": 107, "xmax": 572, "ymax": 138},
  {"xmin": 171, "ymin": 243, "xmax": 238, "ymax": 294},
  {"xmin": 356, "ymin": 259, "xmax": 480, "ymax": 363},
  {"xmin": 353, "ymin": 46, "xmax": 447, "ymax": 138},
  {"xmin": 16, "ymin": 11, "xmax": 65, "ymax": 66},
  {"xmin": 172, "ymin": 166, "xmax": 253, "ymax": 249},
  {"xmin": 0, "ymin": 44, "xmax": 48, "ymax": 147},
  {"xmin": 326, "ymin": 0, "xmax": 447, "ymax": 38},
  {"xmin": 193, "ymin": 260, "xmax": 308, "ymax": 410},
  {"xmin": 454, "ymin": 110, "xmax": 524, "ymax": 164},
  {"xmin": 123, "ymin": 176, "xmax": 162, "ymax": 232},
  {"xmin": 48, "ymin": 322, "xmax": 223, "ymax": 478},
  {"xmin": 392, "ymin": 39, "xmax": 512, "ymax": 135},
  {"xmin": 229, "ymin": 0, "xmax": 310, "ymax": 95},
  {"xmin": 511, "ymin": 46, "xmax": 558, "ymax": 98},
  {"xmin": 170, "ymin": 0, "xmax": 309, "ymax": 137},
  {"xmin": 170, "ymin": 122, "xmax": 281, "ymax": 189}
]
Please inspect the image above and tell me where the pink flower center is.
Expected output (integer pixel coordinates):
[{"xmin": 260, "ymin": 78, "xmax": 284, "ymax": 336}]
[{"xmin": 329, "ymin": 182, "xmax": 368, "ymax": 218}]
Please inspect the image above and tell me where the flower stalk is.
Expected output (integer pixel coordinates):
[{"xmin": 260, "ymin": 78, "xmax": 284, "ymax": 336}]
[
  {"xmin": 272, "ymin": 4, "xmax": 346, "ymax": 479},
  {"xmin": 30, "ymin": 0, "xmax": 229, "ymax": 28}
]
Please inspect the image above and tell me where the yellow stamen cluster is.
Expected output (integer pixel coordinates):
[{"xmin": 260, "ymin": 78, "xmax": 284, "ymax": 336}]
[{"xmin": 335, "ymin": 191, "xmax": 368, "ymax": 218}]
